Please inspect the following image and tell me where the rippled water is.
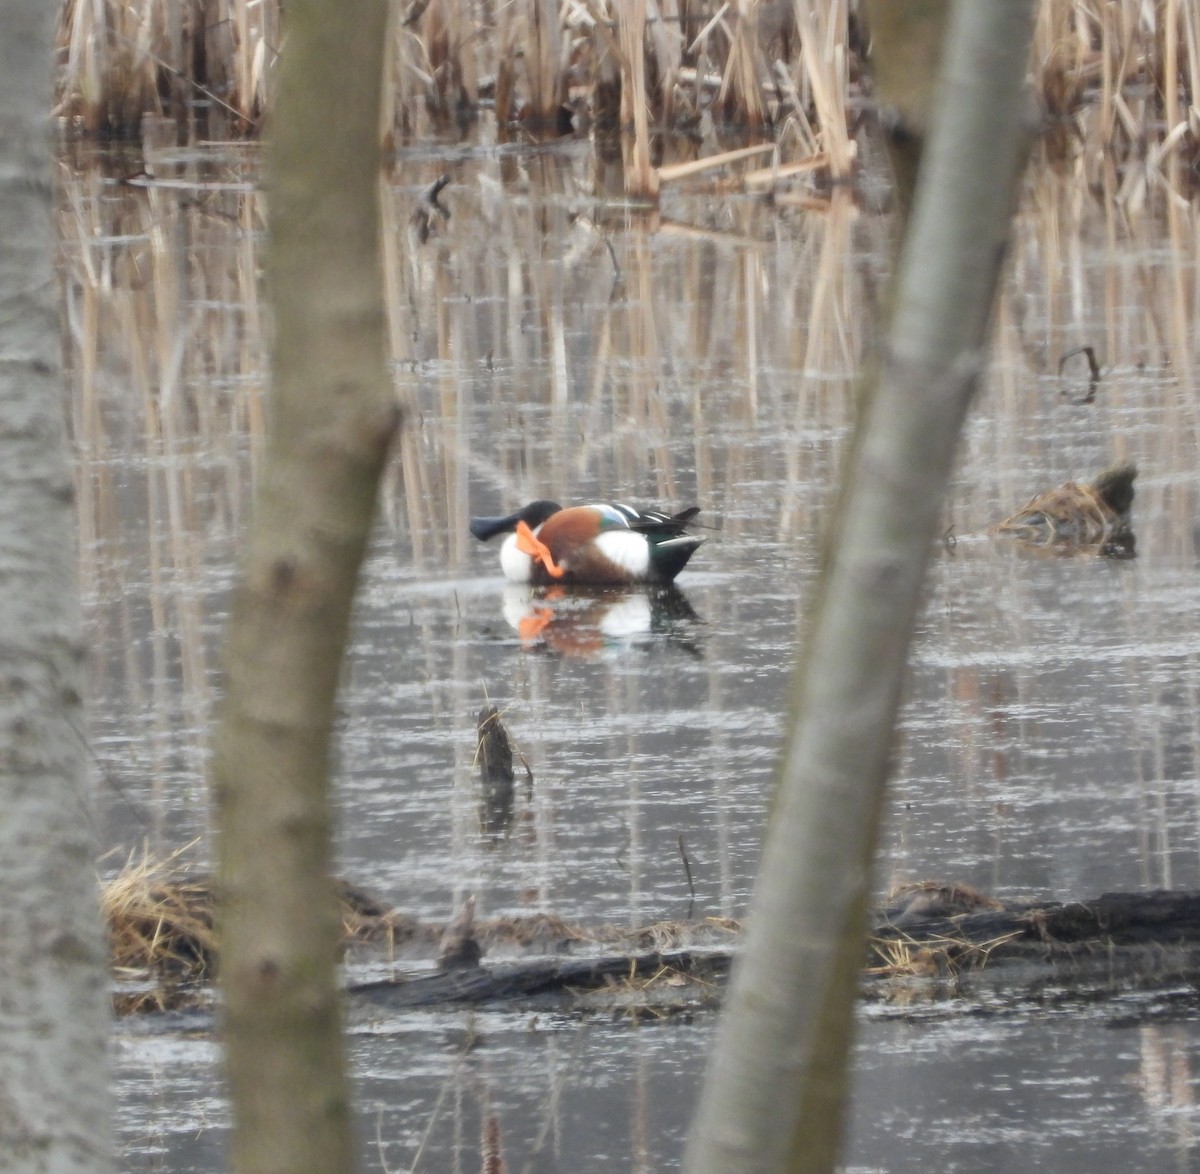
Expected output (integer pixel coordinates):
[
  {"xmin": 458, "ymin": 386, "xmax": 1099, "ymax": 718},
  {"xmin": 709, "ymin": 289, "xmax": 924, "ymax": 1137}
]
[{"xmin": 63, "ymin": 133, "xmax": 1200, "ymax": 1169}]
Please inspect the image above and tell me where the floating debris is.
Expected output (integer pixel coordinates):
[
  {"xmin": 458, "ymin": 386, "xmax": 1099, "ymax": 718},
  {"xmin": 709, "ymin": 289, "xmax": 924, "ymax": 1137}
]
[
  {"xmin": 477, "ymin": 705, "xmax": 516, "ymax": 838},
  {"xmin": 883, "ymin": 880, "xmax": 1006, "ymax": 928},
  {"xmin": 105, "ymin": 867, "xmax": 1200, "ymax": 1015},
  {"xmin": 438, "ymin": 895, "xmax": 483, "ymax": 971},
  {"xmin": 1058, "ymin": 344, "xmax": 1102, "ymax": 404},
  {"xmin": 410, "ymin": 174, "xmax": 451, "ymax": 244},
  {"xmin": 994, "ymin": 463, "xmax": 1137, "ymax": 558}
]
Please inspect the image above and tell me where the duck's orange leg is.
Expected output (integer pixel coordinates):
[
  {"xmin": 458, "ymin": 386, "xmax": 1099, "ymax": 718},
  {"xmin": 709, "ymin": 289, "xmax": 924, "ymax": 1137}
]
[{"xmin": 515, "ymin": 520, "xmax": 566, "ymax": 579}]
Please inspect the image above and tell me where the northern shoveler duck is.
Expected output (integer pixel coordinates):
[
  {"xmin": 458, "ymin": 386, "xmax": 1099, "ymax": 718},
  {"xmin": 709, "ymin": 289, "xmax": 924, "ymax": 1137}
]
[{"xmin": 469, "ymin": 501, "xmax": 704, "ymax": 585}]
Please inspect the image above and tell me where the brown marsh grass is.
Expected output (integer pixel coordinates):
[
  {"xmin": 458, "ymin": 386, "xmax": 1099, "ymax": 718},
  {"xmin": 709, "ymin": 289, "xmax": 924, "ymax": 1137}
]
[
  {"xmin": 103, "ymin": 849, "xmax": 432, "ymax": 1011},
  {"xmin": 57, "ymin": 0, "xmax": 279, "ymax": 135},
  {"xmin": 54, "ymin": 2, "xmax": 1200, "ymax": 199},
  {"xmin": 993, "ymin": 463, "xmax": 1138, "ymax": 555},
  {"xmin": 103, "ymin": 845, "xmax": 216, "ymax": 1011},
  {"xmin": 100, "ymin": 843, "xmax": 740, "ymax": 1011}
]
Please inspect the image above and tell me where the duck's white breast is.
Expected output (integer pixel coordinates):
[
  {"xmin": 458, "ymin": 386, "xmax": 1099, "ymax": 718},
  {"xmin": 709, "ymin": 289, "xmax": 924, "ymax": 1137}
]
[{"xmin": 499, "ymin": 533, "xmax": 534, "ymax": 582}]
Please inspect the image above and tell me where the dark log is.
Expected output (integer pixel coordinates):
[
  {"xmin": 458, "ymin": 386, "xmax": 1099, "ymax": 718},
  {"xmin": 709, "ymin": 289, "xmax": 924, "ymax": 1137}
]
[
  {"xmin": 874, "ymin": 889, "xmax": 1200, "ymax": 952},
  {"xmin": 347, "ymin": 950, "xmax": 733, "ymax": 1013},
  {"xmin": 117, "ymin": 889, "xmax": 1200, "ymax": 1020},
  {"xmin": 347, "ymin": 890, "xmax": 1200, "ymax": 1014}
]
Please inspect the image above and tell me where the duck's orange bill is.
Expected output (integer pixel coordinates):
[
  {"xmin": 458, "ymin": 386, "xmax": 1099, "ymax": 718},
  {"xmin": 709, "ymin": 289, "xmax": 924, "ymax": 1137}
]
[{"xmin": 515, "ymin": 520, "xmax": 566, "ymax": 579}]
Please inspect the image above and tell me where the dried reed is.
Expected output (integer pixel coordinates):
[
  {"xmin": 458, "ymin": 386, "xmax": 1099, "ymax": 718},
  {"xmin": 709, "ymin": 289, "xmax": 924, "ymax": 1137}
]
[
  {"xmin": 53, "ymin": 1, "xmax": 1199, "ymax": 201},
  {"xmin": 102, "ymin": 851, "xmax": 430, "ymax": 1012},
  {"xmin": 994, "ymin": 463, "xmax": 1138, "ymax": 556},
  {"xmin": 101, "ymin": 845, "xmax": 739, "ymax": 1014},
  {"xmin": 867, "ymin": 930, "xmax": 1023, "ymax": 981},
  {"xmin": 103, "ymin": 846, "xmax": 215, "ymax": 1012},
  {"xmin": 56, "ymin": 0, "xmax": 277, "ymax": 136}
]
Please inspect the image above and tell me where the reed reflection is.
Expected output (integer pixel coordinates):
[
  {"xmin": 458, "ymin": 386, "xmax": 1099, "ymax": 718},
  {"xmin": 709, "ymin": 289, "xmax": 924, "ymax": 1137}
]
[{"xmin": 56, "ymin": 129, "xmax": 1200, "ymax": 918}]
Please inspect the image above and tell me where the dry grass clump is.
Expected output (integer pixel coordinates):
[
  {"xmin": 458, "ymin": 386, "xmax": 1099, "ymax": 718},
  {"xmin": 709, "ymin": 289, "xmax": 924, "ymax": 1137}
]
[
  {"xmin": 103, "ymin": 850, "xmax": 216, "ymax": 1013},
  {"xmin": 870, "ymin": 881, "xmax": 1018, "ymax": 987},
  {"xmin": 885, "ymin": 880, "xmax": 1006, "ymax": 925},
  {"xmin": 868, "ymin": 930, "xmax": 1023, "ymax": 983},
  {"xmin": 590, "ymin": 958, "xmax": 726, "ymax": 1017},
  {"xmin": 102, "ymin": 854, "xmax": 430, "ymax": 1013},
  {"xmin": 994, "ymin": 463, "xmax": 1137, "ymax": 558},
  {"xmin": 624, "ymin": 915, "xmax": 742, "ymax": 952},
  {"xmin": 868, "ymin": 936, "xmax": 949, "ymax": 981},
  {"xmin": 336, "ymin": 879, "xmax": 432, "ymax": 948}
]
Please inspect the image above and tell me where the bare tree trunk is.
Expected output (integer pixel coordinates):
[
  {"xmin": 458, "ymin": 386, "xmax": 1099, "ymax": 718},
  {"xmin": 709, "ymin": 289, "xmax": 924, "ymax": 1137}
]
[
  {"xmin": 210, "ymin": 0, "xmax": 398, "ymax": 1170},
  {"xmin": 0, "ymin": 4, "xmax": 115, "ymax": 1172},
  {"xmin": 685, "ymin": 4, "xmax": 1038, "ymax": 1172}
]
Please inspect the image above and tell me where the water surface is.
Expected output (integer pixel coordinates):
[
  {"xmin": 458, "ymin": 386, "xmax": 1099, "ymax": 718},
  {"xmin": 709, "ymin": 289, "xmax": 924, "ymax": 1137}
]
[{"xmin": 62, "ymin": 133, "xmax": 1200, "ymax": 1170}]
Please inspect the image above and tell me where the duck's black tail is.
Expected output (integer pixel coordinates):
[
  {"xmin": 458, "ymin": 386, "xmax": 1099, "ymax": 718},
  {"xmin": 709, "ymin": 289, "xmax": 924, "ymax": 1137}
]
[{"xmin": 649, "ymin": 535, "xmax": 705, "ymax": 583}]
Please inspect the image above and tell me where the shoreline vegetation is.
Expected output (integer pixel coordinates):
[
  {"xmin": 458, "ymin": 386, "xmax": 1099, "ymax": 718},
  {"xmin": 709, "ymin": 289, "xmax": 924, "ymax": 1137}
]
[
  {"xmin": 105, "ymin": 856, "xmax": 1200, "ymax": 1016},
  {"xmin": 55, "ymin": 0, "xmax": 1199, "ymax": 200}
]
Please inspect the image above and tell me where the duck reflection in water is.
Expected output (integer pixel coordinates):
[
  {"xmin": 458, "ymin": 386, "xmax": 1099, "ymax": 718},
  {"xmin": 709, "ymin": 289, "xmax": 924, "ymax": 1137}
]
[{"xmin": 501, "ymin": 583, "xmax": 702, "ymax": 658}]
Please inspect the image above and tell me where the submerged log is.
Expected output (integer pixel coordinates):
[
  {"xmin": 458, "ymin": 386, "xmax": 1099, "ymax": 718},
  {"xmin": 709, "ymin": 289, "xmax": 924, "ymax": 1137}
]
[
  {"xmin": 108, "ymin": 876, "xmax": 1200, "ymax": 1016},
  {"xmin": 344, "ymin": 890, "xmax": 1200, "ymax": 1014},
  {"xmin": 874, "ymin": 888, "xmax": 1200, "ymax": 960},
  {"xmin": 348, "ymin": 949, "xmax": 734, "ymax": 1014},
  {"xmin": 865, "ymin": 889, "xmax": 1200, "ymax": 1007}
]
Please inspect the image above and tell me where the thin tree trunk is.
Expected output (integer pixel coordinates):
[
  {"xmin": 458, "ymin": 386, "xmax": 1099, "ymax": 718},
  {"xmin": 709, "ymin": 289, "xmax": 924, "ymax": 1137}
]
[
  {"xmin": 210, "ymin": 0, "xmax": 398, "ymax": 1170},
  {"xmin": 0, "ymin": 3, "xmax": 115, "ymax": 1171},
  {"xmin": 685, "ymin": 4, "xmax": 1038, "ymax": 1171}
]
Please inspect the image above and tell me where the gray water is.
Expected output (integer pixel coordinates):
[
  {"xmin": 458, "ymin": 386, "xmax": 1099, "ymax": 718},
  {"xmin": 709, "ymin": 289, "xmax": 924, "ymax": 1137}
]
[{"xmin": 64, "ymin": 133, "xmax": 1200, "ymax": 1169}]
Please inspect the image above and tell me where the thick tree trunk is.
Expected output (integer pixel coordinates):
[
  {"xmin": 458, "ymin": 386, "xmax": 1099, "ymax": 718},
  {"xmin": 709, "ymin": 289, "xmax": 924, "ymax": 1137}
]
[
  {"xmin": 0, "ymin": 4, "xmax": 115, "ymax": 1172},
  {"xmin": 210, "ymin": 0, "xmax": 398, "ymax": 1170},
  {"xmin": 685, "ymin": 5, "xmax": 1038, "ymax": 1172}
]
